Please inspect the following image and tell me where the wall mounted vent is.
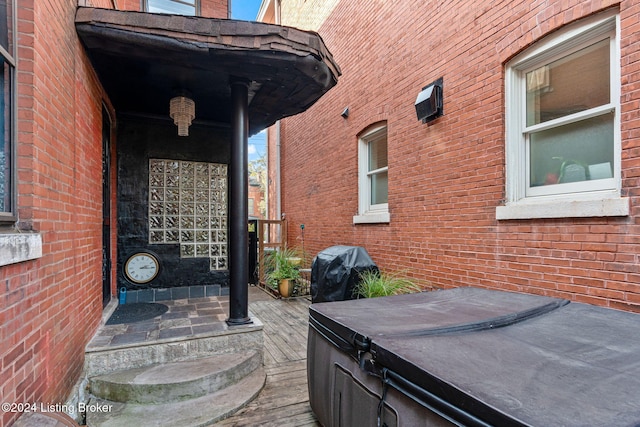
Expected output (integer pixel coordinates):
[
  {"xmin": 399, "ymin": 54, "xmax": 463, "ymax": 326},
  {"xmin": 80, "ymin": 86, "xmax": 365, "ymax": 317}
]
[{"xmin": 415, "ymin": 77, "xmax": 443, "ymax": 123}]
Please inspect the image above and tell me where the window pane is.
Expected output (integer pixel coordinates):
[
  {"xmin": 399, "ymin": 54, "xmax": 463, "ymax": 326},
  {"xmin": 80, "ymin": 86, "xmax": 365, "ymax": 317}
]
[
  {"xmin": 370, "ymin": 170, "xmax": 388, "ymax": 205},
  {"xmin": 0, "ymin": 59, "xmax": 10, "ymax": 212},
  {"xmin": 368, "ymin": 135, "xmax": 387, "ymax": 171},
  {"xmin": 526, "ymin": 39, "xmax": 609, "ymax": 126},
  {"xmin": 0, "ymin": 0, "xmax": 6, "ymax": 52},
  {"xmin": 0, "ymin": 0, "xmax": 11, "ymax": 55},
  {"xmin": 529, "ymin": 114, "xmax": 613, "ymax": 187},
  {"xmin": 148, "ymin": 0, "xmax": 196, "ymax": 15}
]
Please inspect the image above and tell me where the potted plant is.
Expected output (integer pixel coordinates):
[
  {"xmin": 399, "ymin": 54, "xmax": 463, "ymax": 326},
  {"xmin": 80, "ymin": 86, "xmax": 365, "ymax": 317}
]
[{"xmin": 266, "ymin": 248, "xmax": 301, "ymax": 298}]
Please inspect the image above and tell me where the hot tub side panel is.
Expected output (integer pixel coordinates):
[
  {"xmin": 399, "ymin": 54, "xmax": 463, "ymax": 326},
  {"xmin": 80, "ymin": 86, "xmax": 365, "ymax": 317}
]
[{"xmin": 307, "ymin": 323, "xmax": 459, "ymax": 427}]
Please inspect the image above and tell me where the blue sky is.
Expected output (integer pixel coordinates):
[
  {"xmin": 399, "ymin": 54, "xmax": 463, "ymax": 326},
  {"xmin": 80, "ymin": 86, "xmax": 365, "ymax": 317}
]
[
  {"xmin": 230, "ymin": 0, "xmax": 263, "ymax": 21},
  {"xmin": 247, "ymin": 130, "xmax": 266, "ymax": 162},
  {"xmin": 231, "ymin": 1, "xmax": 266, "ymax": 161}
]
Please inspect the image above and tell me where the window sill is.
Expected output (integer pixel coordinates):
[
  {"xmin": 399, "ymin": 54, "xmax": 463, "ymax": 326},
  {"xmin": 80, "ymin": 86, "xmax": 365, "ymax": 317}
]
[
  {"xmin": 0, "ymin": 232, "xmax": 43, "ymax": 266},
  {"xmin": 353, "ymin": 211, "xmax": 390, "ymax": 224},
  {"xmin": 496, "ymin": 195, "xmax": 629, "ymax": 220}
]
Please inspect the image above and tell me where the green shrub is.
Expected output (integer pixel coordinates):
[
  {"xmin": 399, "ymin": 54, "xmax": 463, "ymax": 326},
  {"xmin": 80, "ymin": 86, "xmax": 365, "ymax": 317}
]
[{"xmin": 354, "ymin": 270, "xmax": 421, "ymax": 298}]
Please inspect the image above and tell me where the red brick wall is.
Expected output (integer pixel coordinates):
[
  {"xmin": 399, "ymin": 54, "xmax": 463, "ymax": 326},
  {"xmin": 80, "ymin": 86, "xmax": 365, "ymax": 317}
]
[
  {"xmin": 201, "ymin": 0, "xmax": 227, "ymax": 18},
  {"xmin": 115, "ymin": 0, "xmax": 139, "ymax": 11},
  {"xmin": 87, "ymin": 0, "xmax": 115, "ymax": 8},
  {"xmin": 0, "ymin": 0, "xmax": 108, "ymax": 425},
  {"xmin": 249, "ymin": 182, "xmax": 264, "ymax": 219},
  {"xmin": 277, "ymin": 0, "xmax": 640, "ymax": 311}
]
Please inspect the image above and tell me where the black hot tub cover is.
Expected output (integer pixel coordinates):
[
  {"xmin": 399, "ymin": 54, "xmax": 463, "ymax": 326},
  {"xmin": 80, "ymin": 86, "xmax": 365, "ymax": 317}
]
[{"xmin": 308, "ymin": 287, "xmax": 640, "ymax": 426}]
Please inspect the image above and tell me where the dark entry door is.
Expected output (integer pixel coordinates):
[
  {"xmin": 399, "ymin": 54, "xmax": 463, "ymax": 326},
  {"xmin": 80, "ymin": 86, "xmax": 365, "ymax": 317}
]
[
  {"xmin": 248, "ymin": 219, "xmax": 258, "ymax": 284},
  {"xmin": 102, "ymin": 107, "xmax": 112, "ymax": 307}
]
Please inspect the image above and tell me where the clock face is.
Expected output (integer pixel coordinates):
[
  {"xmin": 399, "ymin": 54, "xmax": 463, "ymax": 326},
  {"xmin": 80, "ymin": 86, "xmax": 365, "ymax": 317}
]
[{"xmin": 124, "ymin": 252, "xmax": 160, "ymax": 284}]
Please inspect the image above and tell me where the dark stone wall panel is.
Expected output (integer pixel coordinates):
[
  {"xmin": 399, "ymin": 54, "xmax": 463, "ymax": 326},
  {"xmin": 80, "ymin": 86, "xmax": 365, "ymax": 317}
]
[{"xmin": 117, "ymin": 116, "xmax": 230, "ymax": 290}]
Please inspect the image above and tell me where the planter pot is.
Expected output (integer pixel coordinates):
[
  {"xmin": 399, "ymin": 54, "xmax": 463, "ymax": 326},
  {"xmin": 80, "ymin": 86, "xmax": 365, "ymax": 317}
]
[{"xmin": 278, "ymin": 279, "xmax": 294, "ymax": 298}]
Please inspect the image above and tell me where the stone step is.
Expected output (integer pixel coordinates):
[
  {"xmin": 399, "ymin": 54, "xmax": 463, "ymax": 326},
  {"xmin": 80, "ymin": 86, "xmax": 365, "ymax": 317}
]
[
  {"xmin": 90, "ymin": 350, "xmax": 262, "ymax": 404},
  {"xmin": 84, "ymin": 319, "xmax": 264, "ymax": 377},
  {"xmin": 86, "ymin": 366, "xmax": 266, "ymax": 427}
]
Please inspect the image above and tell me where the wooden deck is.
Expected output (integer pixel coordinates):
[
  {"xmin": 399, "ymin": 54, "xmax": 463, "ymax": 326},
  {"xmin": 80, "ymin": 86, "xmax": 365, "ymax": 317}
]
[{"xmin": 216, "ymin": 292, "xmax": 320, "ymax": 426}]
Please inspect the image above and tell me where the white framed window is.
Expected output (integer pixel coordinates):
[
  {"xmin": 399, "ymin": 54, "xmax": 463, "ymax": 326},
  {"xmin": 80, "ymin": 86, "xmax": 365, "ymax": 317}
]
[
  {"xmin": 354, "ymin": 123, "xmax": 389, "ymax": 224},
  {"xmin": 144, "ymin": 0, "xmax": 198, "ymax": 16},
  {"xmin": 497, "ymin": 10, "xmax": 629, "ymax": 220}
]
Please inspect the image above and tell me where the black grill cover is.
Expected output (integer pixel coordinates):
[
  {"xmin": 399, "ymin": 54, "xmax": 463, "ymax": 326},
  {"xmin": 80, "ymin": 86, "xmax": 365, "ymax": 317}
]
[{"xmin": 311, "ymin": 246, "xmax": 378, "ymax": 303}]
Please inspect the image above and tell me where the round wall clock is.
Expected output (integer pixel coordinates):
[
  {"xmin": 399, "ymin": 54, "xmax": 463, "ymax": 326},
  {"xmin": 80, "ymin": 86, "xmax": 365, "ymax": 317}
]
[{"xmin": 124, "ymin": 252, "xmax": 160, "ymax": 284}]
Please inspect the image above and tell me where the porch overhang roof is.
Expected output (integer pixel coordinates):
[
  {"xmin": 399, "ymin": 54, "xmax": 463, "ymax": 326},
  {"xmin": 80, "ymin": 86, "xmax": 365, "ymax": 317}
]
[{"xmin": 75, "ymin": 7, "xmax": 341, "ymax": 135}]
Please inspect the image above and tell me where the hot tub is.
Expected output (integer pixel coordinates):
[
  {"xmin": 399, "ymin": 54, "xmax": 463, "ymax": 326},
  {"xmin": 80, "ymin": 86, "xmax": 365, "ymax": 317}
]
[{"xmin": 307, "ymin": 287, "xmax": 640, "ymax": 427}]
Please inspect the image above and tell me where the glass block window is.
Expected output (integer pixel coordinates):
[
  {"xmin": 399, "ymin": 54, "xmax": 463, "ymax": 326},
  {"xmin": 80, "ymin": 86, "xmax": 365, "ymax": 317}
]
[{"xmin": 149, "ymin": 159, "xmax": 228, "ymax": 270}]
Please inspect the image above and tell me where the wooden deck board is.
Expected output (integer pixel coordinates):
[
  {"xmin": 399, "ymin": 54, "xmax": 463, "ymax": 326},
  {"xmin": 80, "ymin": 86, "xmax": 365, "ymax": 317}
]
[
  {"xmin": 251, "ymin": 299, "xmax": 310, "ymax": 365},
  {"xmin": 218, "ymin": 296, "xmax": 319, "ymax": 426}
]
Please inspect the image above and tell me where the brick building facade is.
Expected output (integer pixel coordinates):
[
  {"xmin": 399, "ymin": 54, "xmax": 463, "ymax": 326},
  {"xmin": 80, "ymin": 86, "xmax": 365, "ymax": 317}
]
[
  {"xmin": 1, "ymin": 1, "xmax": 114, "ymax": 425},
  {"xmin": 248, "ymin": 178, "xmax": 265, "ymax": 219},
  {"xmin": 262, "ymin": 0, "xmax": 640, "ymax": 312},
  {"xmin": 1, "ymin": 0, "xmax": 336, "ymax": 425}
]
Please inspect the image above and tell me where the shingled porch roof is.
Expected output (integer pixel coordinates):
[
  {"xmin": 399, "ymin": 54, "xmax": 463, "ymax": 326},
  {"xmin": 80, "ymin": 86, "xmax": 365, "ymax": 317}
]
[{"xmin": 75, "ymin": 7, "xmax": 341, "ymax": 135}]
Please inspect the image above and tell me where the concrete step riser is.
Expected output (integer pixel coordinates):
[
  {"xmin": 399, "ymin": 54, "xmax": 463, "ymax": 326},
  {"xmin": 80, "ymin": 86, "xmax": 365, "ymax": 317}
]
[
  {"xmin": 84, "ymin": 327, "xmax": 264, "ymax": 377},
  {"xmin": 90, "ymin": 351, "xmax": 262, "ymax": 404},
  {"xmin": 86, "ymin": 367, "xmax": 267, "ymax": 427}
]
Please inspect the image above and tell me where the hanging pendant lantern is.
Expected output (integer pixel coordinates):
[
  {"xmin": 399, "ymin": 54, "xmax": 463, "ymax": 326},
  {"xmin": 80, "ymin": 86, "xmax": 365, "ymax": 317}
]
[{"xmin": 169, "ymin": 96, "xmax": 195, "ymax": 136}]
